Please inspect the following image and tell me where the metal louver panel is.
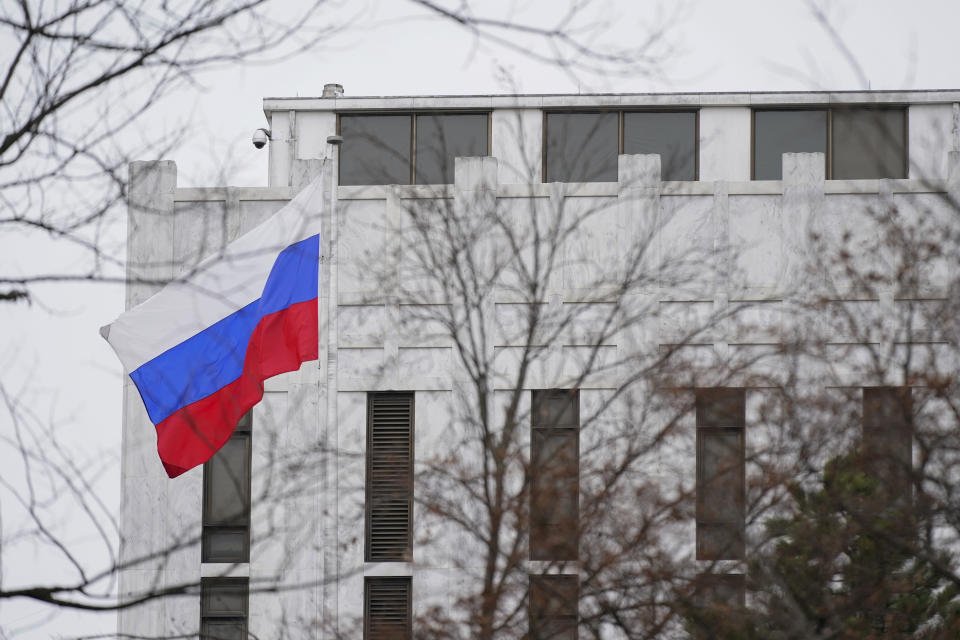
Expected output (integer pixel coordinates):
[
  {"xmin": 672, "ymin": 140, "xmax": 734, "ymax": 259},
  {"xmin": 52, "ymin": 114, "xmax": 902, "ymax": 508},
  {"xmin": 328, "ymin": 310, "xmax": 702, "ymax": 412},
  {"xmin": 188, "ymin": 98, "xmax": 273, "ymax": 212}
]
[
  {"xmin": 365, "ymin": 577, "xmax": 412, "ymax": 640},
  {"xmin": 366, "ymin": 393, "xmax": 414, "ymax": 562}
]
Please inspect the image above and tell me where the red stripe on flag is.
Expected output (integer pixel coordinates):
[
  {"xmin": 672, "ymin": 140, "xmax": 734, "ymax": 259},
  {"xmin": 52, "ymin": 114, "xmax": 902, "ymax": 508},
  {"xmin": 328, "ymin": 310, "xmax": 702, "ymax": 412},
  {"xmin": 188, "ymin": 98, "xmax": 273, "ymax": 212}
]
[{"xmin": 154, "ymin": 297, "xmax": 318, "ymax": 477}]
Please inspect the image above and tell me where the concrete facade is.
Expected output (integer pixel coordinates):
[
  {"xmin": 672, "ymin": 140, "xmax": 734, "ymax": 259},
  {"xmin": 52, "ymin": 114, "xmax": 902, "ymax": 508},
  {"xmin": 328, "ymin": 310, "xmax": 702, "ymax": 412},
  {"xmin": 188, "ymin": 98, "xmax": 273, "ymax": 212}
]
[{"xmin": 118, "ymin": 90, "xmax": 960, "ymax": 638}]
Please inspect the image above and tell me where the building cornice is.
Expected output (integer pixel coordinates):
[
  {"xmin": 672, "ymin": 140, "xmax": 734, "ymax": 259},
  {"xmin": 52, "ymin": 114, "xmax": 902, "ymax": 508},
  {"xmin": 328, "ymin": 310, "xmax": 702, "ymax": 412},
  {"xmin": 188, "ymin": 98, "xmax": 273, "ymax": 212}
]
[{"xmin": 263, "ymin": 89, "xmax": 960, "ymax": 117}]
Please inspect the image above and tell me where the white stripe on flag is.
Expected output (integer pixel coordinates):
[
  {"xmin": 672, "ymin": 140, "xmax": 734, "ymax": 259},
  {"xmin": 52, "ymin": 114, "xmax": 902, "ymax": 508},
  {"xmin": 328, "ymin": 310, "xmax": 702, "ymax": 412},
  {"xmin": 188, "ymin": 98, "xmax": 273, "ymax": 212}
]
[{"xmin": 104, "ymin": 174, "xmax": 324, "ymax": 372}]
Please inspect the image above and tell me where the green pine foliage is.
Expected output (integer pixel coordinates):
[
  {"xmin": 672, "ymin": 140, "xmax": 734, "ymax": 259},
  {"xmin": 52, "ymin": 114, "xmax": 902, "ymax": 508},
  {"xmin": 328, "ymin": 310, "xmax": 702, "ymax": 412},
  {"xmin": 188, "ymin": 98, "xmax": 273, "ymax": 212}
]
[{"xmin": 686, "ymin": 453, "xmax": 960, "ymax": 639}]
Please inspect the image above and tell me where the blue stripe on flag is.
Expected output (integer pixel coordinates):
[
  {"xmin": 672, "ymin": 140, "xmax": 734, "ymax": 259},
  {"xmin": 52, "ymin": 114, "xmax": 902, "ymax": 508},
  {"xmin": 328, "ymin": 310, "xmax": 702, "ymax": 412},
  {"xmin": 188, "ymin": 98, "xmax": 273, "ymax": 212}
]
[{"xmin": 130, "ymin": 234, "xmax": 319, "ymax": 424}]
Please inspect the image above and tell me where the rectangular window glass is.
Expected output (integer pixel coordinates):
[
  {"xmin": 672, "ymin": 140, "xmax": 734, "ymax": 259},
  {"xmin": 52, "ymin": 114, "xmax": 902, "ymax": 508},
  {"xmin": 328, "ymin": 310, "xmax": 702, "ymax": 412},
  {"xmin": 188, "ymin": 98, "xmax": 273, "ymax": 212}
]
[
  {"xmin": 862, "ymin": 387, "xmax": 912, "ymax": 506},
  {"xmin": 366, "ymin": 392, "xmax": 414, "ymax": 562},
  {"xmin": 365, "ymin": 576, "xmax": 412, "ymax": 640},
  {"xmin": 200, "ymin": 577, "xmax": 248, "ymax": 640},
  {"xmin": 695, "ymin": 388, "xmax": 745, "ymax": 560},
  {"xmin": 340, "ymin": 115, "xmax": 412, "ymax": 185},
  {"xmin": 753, "ymin": 109, "xmax": 827, "ymax": 180},
  {"xmin": 624, "ymin": 111, "xmax": 697, "ymax": 180},
  {"xmin": 832, "ymin": 108, "xmax": 906, "ymax": 179},
  {"xmin": 415, "ymin": 113, "xmax": 488, "ymax": 184},
  {"xmin": 694, "ymin": 573, "xmax": 745, "ymax": 609},
  {"xmin": 545, "ymin": 112, "xmax": 619, "ymax": 182},
  {"xmin": 530, "ymin": 574, "xmax": 578, "ymax": 640},
  {"xmin": 202, "ymin": 413, "xmax": 251, "ymax": 563},
  {"xmin": 688, "ymin": 573, "xmax": 745, "ymax": 639},
  {"xmin": 530, "ymin": 390, "xmax": 579, "ymax": 561}
]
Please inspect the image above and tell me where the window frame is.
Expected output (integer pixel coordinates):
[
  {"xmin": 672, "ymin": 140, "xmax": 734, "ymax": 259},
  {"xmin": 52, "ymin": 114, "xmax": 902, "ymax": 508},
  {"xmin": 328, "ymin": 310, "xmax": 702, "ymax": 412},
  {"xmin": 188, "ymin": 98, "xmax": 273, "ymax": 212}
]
[
  {"xmin": 541, "ymin": 108, "xmax": 700, "ymax": 183},
  {"xmin": 530, "ymin": 389, "xmax": 580, "ymax": 561},
  {"xmin": 694, "ymin": 388, "xmax": 746, "ymax": 561},
  {"xmin": 529, "ymin": 573, "xmax": 579, "ymax": 640},
  {"xmin": 200, "ymin": 576, "xmax": 248, "ymax": 640},
  {"xmin": 861, "ymin": 386, "xmax": 913, "ymax": 507},
  {"xmin": 201, "ymin": 413, "xmax": 252, "ymax": 563},
  {"xmin": 688, "ymin": 573, "xmax": 746, "ymax": 639},
  {"xmin": 365, "ymin": 391, "xmax": 415, "ymax": 562},
  {"xmin": 336, "ymin": 110, "xmax": 491, "ymax": 186},
  {"xmin": 751, "ymin": 105, "xmax": 909, "ymax": 180}
]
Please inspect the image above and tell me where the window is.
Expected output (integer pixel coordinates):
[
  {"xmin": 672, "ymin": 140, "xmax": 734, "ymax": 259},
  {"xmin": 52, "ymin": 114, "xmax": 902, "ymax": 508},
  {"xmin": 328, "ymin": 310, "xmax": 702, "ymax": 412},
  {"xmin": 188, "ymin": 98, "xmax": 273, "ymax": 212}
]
[
  {"xmin": 695, "ymin": 388, "xmax": 745, "ymax": 561},
  {"xmin": 200, "ymin": 577, "xmax": 248, "ymax": 640},
  {"xmin": 202, "ymin": 413, "xmax": 251, "ymax": 563},
  {"xmin": 530, "ymin": 389, "xmax": 579, "ymax": 561},
  {"xmin": 623, "ymin": 111, "xmax": 698, "ymax": 181},
  {"xmin": 415, "ymin": 113, "xmax": 488, "ymax": 184},
  {"xmin": 365, "ymin": 576, "xmax": 412, "ymax": 640},
  {"xmin": 832, "ymin": 108, "xmax": 907, "ymax": 179},
  {"xmin": 545, "ymin": 112, "xmax": 619, "ymax": 182},
  {"xmin": 688, "ymin": 573, "xmax": 745, "ymax": 639},
  {"xmin": 862, "ymin": 387, "xmax": 912, "ymax": 506},
  {"xmin": 339, "ymin": 113, "xmax": 489, "ymax": 185},
  {"xmin": 544, "ymin": 110, "xmax": 698, "ymax": 183},
  {"xmin": 366, "ymin": 392, "xmax": 414, "ymax": 562},
  {"xmin": 753, "ymin": 110, "xmax": 827, "ymax": 180},
  {"xmin": 694, "ymin": 572, "xmax": 745, "ymax": 609},
  {"xmin": 530, "ymin": 574, "xmax": 578, "ymax": 640},
  {"xmin": 752, "ymin": 107, "xmax": 906, "ymax": 179}
]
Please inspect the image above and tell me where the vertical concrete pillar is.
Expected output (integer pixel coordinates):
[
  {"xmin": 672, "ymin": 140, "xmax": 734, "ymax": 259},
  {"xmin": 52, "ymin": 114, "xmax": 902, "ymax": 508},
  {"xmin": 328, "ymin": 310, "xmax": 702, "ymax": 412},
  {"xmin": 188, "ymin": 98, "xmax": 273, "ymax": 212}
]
[
  {"xmin": 292, "ymin": 158, "xmax": 325, "ymax": 189},
  {"xmin": 946, "ymin": 149, "xmax": 960, "ymax": 304},
  {"xmin": 267, "ymin": 110, "xmax": 293, "ymax": 187},
  {"xmin": 781, "ymin": 152, "xmax": 825, "ymax": 290},
  {"xmin": 712, "ymin": 181, "xmax": 731, "ymax": 362},
  {"xmin": 699, "ymin": 107, "xmax": 751, "ymax": 181},
  {"xmin": 617, "ymin": 154, "xmax": 660, "ymax": 387},
  {"xmin": 453, "ymin": 156, "xmax": 499, "ymax": 380},
  {"xmin": 948, "ymin": 150, "xmax": 960, "ymax": 192},
  {"xmin": 118, "ymin": 160, "xmax": 178, "ymax": 638},
  {"xmin": 314, "ymin": 155, "xmax": 339, "ymax": 639},
  {"xmin": 618, "ymin": 153, "xmax": 660, "ymax": 285},
  {"xmin": 492, "ymin": 108, "xmax": 542, "ymax": 184},
  {"xmin": 125, "ymin": 161, "xmax": 177, "ymax": 306},
  {"xmin": 952, "ymin": 104, "xmax": 960, "ymax": 153},
  {"xmin": 382, "ymin": 186, "xmax": 404, "ymax": 389},
  {"xmin": 781, "ymin": 152, "xmax": 825, "ymax": 386}
]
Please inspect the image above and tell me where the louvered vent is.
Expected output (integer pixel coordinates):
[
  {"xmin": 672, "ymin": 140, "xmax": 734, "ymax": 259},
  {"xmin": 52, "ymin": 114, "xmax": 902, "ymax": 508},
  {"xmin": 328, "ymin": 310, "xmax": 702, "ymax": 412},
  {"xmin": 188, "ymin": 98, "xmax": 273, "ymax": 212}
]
[
  {"xmin": 365, "ymin": 577, "xmax": 412, "ymax": 640},
  {"xmin": 366, "ymin": 392, "xmax": 414, "ymax": 562}
]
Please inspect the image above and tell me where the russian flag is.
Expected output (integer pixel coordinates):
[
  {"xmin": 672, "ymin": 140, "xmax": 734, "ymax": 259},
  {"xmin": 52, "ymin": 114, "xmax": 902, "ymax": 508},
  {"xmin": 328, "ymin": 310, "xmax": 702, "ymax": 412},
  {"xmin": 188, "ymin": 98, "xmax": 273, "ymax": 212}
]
[{"xmin": 102, "ymin": 172, "xmax": 324, "ymax": 477}]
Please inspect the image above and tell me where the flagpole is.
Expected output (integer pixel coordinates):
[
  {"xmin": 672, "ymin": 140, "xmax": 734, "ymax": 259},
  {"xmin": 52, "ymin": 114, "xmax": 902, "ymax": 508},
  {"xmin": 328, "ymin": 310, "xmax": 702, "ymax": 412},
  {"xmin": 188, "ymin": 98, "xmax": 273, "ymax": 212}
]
[{"xmin": 321, "ymin": 135, "xmax": 342, "ymax": 637}]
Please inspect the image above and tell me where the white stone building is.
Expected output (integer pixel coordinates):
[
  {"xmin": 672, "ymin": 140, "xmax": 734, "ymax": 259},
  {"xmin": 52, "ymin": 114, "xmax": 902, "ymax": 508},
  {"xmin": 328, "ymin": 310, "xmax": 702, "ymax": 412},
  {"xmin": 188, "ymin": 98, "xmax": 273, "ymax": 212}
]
[{"xmin": 118, "ymin": 89, "xmax": 960, "ymax": 639}]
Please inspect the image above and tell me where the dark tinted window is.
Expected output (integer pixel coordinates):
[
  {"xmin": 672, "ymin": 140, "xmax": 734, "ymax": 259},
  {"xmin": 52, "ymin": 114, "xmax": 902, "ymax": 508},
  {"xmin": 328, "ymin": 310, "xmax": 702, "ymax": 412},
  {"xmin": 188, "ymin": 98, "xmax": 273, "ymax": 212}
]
[
  {"xmin": 202, "ymin": 414, "xmax": 251, "ymax": 563},
  {"xmin": 201, "ymin": 621, "xmax": 245, "ymax": 640},
  {"xmin": 833, "ymin": 108, "xmax": 906, "ymax": 179},
  {"xmin": 201, "ymin": 578, "xmax": 248, "ymax": 640},
  {"xmin": 530, "ymin": 575, "xmax": 578, "ymax": 640},
  {"xmin": 546, "ymin": 112, "xmax": 619, "ymax": 182},
  {"xmin": 695, "ymin": 388, "xmax": 745, "ymax": 427},
  {"xmin": 415, "ymin": 113, "xmax": 487, "ymax": 184},
  {"xmin": 689, "ymin": 573, "xmax": 745, "ymax": 639},
  {"xmin": 695, "ymin": 388, "xmax": 745, "ymax": 560},
  {"xmin": 862, "ymin": 387, "xmax": 912, "ymax": 505},
  {"xmin": 340, "ymin": 115, "xmax": 412, "ymax": 185},
  {"xmin": 531, "ymin": 390, "xmax": 579, "ymax": 560},
  {"xmin": 694, "ymin": 573, "xmax": 746, "ymax": 609},
  {"xmin": 205, "ymin": 437, "xmax": 249, "ymax": 524},
  {"xmin": 202, "ymin": 529, "xmax": 248, "ymax": 563},
  {"xmin": 753, "ymin": 110, "xmax": 827, "ymax": 180},
  {"xmin": 624, "ymin": 111, "xmax": 697, "ymax": 180}
]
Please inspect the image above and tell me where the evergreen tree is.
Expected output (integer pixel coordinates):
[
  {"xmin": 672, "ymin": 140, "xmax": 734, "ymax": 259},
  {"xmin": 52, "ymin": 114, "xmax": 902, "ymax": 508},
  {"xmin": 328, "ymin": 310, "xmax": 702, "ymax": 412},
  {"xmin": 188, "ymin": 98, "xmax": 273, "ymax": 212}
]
[{"xmin": 688, "ymin": 453, "xmax": 960, "ymax": 639}]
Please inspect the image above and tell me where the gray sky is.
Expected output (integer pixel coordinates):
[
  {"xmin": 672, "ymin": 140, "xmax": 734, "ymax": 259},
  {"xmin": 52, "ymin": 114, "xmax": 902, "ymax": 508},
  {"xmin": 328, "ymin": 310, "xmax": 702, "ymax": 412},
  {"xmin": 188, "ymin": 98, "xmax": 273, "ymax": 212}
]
[{"xmin": 1, "ymin": 0, "xmax": 958, "ymax": 636}]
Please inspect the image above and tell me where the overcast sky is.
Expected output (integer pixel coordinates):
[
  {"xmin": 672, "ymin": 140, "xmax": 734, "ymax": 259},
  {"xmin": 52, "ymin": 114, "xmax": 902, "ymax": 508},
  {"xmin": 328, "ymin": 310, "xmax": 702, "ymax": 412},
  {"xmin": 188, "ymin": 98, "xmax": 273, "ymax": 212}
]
[{"xmin": 2, "ymin": 0, "xmax": 958, "ymax": 636}]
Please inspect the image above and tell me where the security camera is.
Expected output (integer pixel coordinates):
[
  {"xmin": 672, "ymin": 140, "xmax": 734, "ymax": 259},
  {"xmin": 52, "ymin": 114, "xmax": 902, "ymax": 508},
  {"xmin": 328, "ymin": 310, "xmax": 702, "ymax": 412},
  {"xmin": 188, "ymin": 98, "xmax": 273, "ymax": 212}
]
[{"xmin": 252, "ymin": 128, "xmax": 271, "ymax": 149}]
